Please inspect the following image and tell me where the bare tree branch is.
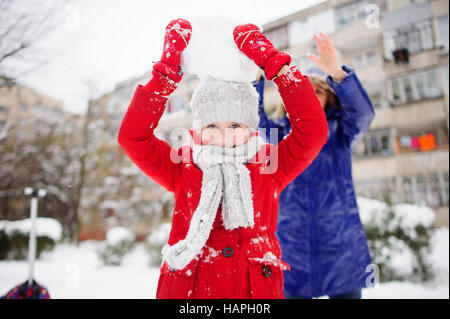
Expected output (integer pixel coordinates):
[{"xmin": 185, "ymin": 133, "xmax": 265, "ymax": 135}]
[
  {"xmin": 0, "ymin": 0, "xmax": 69, "ymax": 80},
  {"xmin": 0, "ymin": 42, "xmax": 30, "ymax": 63}
]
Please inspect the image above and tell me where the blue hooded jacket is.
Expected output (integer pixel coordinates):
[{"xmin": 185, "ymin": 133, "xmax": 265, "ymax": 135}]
[{"xmin": 254, "ymin": 65, "xmax": 375, "ymax": 298}]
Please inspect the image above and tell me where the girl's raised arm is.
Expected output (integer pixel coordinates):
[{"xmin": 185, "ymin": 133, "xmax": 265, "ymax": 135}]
[
  {"xmin": 253, "ymin": 74, "xmax": 287, "ymax": 143},
  {"xmin": 271, "ymin": 66, "xmax": 328, "ymax": 190},
  {"xmin": 118, "ymin": 19, "xmax": 192, "ymax": 192},
  {"xmin": 234, "ymin": 24, "xmax": 328, "ymax": 191}
]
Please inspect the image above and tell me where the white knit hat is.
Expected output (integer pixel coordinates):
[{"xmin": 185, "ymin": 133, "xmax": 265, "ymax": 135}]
[{"xmin": 189, "ymin": 77, "xmax": 260, "ymax": 129}]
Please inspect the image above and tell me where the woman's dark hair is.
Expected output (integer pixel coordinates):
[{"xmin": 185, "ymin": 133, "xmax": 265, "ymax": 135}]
[
  {"xmin": 308, "ymin": 75, "xmax": 341, "ymax": 111},
  {"xmin": 272, "ymin": 74, "xmax": 342, "ymax": 120}
]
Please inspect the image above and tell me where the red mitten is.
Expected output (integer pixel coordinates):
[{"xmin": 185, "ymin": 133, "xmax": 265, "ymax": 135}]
[
  {"xmin": 145, "ymin": 18, "xmax": 192, "ymax": 92},
  {"xmin": 233, "ymin": 23, "xmax": 291, "ymax": 80},
  {"xmin": 161, "ymin": 18, "xmax": 192, "ymax": 67}
]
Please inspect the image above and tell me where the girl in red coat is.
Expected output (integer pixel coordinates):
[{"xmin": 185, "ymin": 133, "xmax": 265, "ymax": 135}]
[{"xmin": 118, "ymin": 19, "xmax": 328, "ymax": 299}]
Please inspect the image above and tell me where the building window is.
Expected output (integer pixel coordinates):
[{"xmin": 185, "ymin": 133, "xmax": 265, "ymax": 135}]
[
  {"xmin": 414, "ymin": 71, "xmax": 428, "ymax": 99},
  {"xmin": 387, "ymin": 0, "xmax": 410, "ymax": 11},
  {"xmin": 288, "ymin": 10, "xmax": 335, "ymax": 47},
  {"xmin": 435, "ymin": 15, "xmax": 449, "ymax": 51},
  {"xmin": 167, "ymin": 94, "xmax": 186, "ymax": 113},
  {"xmin": 428, "ymin": 174, "xmax": 443, "ymax": 207},
  {"xmin": 353, "ymin": 50, "xmax": 378, "ymax": 68},
  {"xmin": 355, "ymin": 128, "xmax": 393, "ymax": 157},
  {"xmin": 371, "ymin": 93, "xmax": 381, "ymax": 108},
  {"xmin": 336, "ymin": 2, "xmax": 356, "ymax": 28},
  {"xmin": 424, "ymin": 70, "xmax": 441, "ymax": 97},
  {"xmin": 417, "ymin": 20, "xmax": 434, "ymax": 50},
  {"xmin": 438, "ymin": 173, "xmax": 449, "ymax": 206},
  {"xmin": 356, "ymin": 172, "xmax": 449, "ymax": 208},
  {"xmin": 383, "ymin": 19, "xmax": 434, "ymax": 59},
  {"xmin": 387, "ymin": 0, "xmax": 428, "ymax": 11},
  {"xmin": 402, "ymin": 77, "xmax": 414, "ymax": 102},
  {"xmin": 0, "ymin": 105, "xmax": 9, "ymax": 115},
  {"xmin": 19, "ymin": 104, "xmax": 29, "ymax": 112},
  {"xmin": 391, "ymin": 78, "xmax": 403, "ymax": 103},
  {"xmin": 402, "ymin": 176, "xmax": 416, "ymax": 203},
  {"xmin": 370, "ymin": 92, "xmax": 389, "ymax": 109},
  {"xmin": 355, "ymin": 177, "xmax": 399, "ymax": 203},
  {"xmin": 265, "ymin": 25, "xmax": 288, "ymax": 49},
  {"xmin": 402, "ymin": 173, "xmax": 449, "ymax": 207},
  {"xmin": 396, "ymin": 121, "xmax": 448, "ymax": 154},
  {"xmin": 441, "ymin": 64, "xmax": 449, "ymax": 97},
  {"xmin": 90, "ymin": 105, "xmax": 101, "ymax": 118},
  {"xmin": 288, "ymin": 19, "xmax": 308, "ymax": 46},
  {"xmin": 335, "ymin": 0, "xmax": 374, "ymax": 29},
  {"xmin": 388, "ymin": 68, "xmax": 442, "ymax": 105}
]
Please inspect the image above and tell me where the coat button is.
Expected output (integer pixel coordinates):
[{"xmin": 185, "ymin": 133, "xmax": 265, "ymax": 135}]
[
  {"xmin": 262, "ymin": 266, "xmax": 272, "ymax": 278},
  {"xmin": 222, "ymin": 247, "xmax": 234, "ymax": 258}
]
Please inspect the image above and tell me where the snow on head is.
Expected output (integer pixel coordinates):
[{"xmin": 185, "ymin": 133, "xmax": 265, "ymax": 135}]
[{"xmin": 182, "ymin": 16, "xmax": 260, "ymax": 83}]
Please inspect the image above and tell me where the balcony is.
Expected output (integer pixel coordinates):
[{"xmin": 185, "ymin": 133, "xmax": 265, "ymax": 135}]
[
  {"xmin": 333, "ymin": 19, "xmax": 382, "ymax": 53},
  {"xmin": 384, "ymin": 49, "xmax": 442, "ymax": 77},
  {"xmin": 382, "ymin": 1, "xmax": 434, "ymax": 33},
  {"xmin": 353, "ymin": 146, "xmax": 449, "ymax": 180}
]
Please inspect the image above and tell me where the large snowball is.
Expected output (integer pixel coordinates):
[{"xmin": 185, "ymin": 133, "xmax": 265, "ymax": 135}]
[{"xmin": 182, "ymin": 16, "xmax": 261, "ymax": 83}]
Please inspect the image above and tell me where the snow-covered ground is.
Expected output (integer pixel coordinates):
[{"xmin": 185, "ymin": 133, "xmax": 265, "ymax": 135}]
[
  {"xmin": 1, "ymin": 228, "xmax": 448, "ymax": 299},
  {"xmin": 363, "ymin": 226, "xmax": 449, "ymax": 299},
  {"xmin": 0, "ymin": 242, "xmax": 160, "ymax": 299}
]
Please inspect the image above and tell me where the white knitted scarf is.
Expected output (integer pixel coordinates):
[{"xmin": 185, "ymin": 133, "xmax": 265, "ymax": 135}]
[{"xmin": 162, "ymin": 134, "xmax": 266, "ymax": 270}]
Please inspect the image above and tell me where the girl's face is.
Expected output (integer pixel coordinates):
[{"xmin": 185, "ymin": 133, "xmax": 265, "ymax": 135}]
[
  {"xmin": 314, "ymin": 85, "xmax": 327, "ymax": 109},
  {"xmin": 201, "ymin": 122, "xmax": 252, "ymax": 148}
]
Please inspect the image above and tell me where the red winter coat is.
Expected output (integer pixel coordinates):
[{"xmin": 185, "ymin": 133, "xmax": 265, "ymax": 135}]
[{"xmin": 118, "ymin": 66, "xmax": 328, "ymax": 299}]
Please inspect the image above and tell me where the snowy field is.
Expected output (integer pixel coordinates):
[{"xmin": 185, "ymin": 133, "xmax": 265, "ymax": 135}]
[{"xmin": 1, "ymin": 228, "xmax": 448, "ymax": 299}]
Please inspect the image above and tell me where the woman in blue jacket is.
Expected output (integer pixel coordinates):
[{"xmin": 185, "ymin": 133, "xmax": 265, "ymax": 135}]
[{"xmin": 254, "ymin": 33, "xmax": 375, "ymax": 299}]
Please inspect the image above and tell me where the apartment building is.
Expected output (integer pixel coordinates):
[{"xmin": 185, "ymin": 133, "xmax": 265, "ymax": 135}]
[
  {"xmin": 261, "ymin": 0, "xmax": 449, "ymax": 225},
  {"xmin": 0, "ymin": 77, "xmax": 80, "ymax": 143}
]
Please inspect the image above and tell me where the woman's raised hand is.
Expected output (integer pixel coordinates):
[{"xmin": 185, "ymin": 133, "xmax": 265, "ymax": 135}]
[{"xmin": 307, "ymin": 33, "xmax": 346, "ymax": 82}]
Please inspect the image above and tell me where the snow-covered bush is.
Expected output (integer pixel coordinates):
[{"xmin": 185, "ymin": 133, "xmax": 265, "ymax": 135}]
[
  {"xmin": 0, "ymin": 228, "xmax": 10, "ymax": 260},
  {"xmin": 0, "ymin": 218, "xmax": 63, "ymax": 260},
  {"xmin": 429, "ymin": 228, "xmax": 449, "ymax": 285},
  {"xmin": 146, "ymin": 222, "xmax": 171, "ymax": 267},
  {"xmin": 97, "ymin": 227, "xmax": 135, "ymax": 266},
  {"xmin": 358, "ymin": 197, "xmax": 435, "ymax": 282}
]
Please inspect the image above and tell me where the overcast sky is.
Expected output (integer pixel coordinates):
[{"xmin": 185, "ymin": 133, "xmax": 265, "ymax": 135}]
[{"xmin": 17, "ymin": 0, "xmax": 325, "ymax": 114}]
